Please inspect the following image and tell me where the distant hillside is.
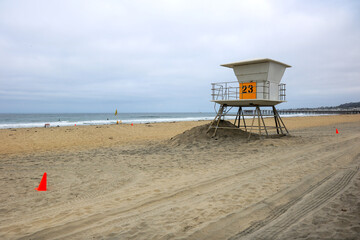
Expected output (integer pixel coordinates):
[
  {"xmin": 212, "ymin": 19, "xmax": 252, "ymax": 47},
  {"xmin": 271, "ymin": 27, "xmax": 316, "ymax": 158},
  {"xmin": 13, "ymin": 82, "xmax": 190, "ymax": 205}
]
[
  {"xmin": 337, "ymin": 102, "xmax": 360, "ymax": 109},
  {"xmin": 288, "ymin": 101, "xmax": 360, "ymax": 110}
]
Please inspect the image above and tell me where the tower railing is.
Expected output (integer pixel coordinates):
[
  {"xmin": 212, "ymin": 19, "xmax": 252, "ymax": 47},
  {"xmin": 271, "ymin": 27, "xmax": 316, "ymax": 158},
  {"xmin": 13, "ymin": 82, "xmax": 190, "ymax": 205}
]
[
  {"xmin": 279, "ymin": 83, "xmax": 286, "ymax": 101},
  {"xmin": 211, "ymin": 81, "xmax": 286, "ymax": 101}
]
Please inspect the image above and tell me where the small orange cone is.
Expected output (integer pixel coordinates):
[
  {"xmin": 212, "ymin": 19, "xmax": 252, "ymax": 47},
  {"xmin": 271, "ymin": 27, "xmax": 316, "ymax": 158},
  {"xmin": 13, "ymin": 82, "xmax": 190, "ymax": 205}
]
[
  {"xmin": 336, "ymin": 128, "xmax": 339, "ymax": 134},
  {"xmin": 35, "ymin": 172, "xmax": 47, "ymax": 191}
]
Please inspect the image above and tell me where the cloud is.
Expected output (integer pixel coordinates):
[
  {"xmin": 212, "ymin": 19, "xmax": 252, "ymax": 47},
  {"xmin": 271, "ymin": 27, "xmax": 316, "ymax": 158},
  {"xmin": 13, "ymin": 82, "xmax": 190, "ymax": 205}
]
[{"xmin": 0, "ymin": 0, "xmax": 359, "ymax": 112}]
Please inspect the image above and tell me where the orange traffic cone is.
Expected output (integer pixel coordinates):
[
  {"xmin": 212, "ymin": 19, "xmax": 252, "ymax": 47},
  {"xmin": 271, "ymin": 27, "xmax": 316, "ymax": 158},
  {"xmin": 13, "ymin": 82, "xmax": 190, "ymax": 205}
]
[
  {"xmin": 35, "ymin": 172, "xmax": 47, "ymax": 191},
  {"xmin": 336, "ymin": 128, "xmax": 339, "ymax": 134}
]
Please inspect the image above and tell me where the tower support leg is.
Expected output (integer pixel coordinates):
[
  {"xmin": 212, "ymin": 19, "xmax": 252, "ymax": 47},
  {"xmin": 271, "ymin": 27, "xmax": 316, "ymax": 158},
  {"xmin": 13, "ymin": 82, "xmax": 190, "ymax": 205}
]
[
  {"xmin": 273, "ymin": 106, "xmax": 289, "ymax": 135},
  {"xmin": 258, "ymin": 106, "xmax": 268, "ymax": 136},
  {"xmin": 256, "ymin": 106, "xmax": 262, "ymax": 136},
  {"xmin": 234, "ymin": 107, "xmax": 241, "ymax": 128},
  {"xmin": 208, "ymin": 105, "xmax": 289, "ymax": 139},
  {"xmin": 273, "ymin": 106, "xmax": 280, "ymax": 134},
  {"xmin": 247, "ymin": 109, "xmax": 257, "ymax": 141},
  {"xmin": 241, "ymin": 107, "xmax": 247, "ymax": 131}
]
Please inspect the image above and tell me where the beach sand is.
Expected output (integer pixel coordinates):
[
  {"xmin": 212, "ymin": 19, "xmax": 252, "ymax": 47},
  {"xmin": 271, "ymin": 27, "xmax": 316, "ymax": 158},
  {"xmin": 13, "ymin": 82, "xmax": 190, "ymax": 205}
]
[{"xmin": 0, "ymin": 114, "xmax": 359, "ymax": 239}]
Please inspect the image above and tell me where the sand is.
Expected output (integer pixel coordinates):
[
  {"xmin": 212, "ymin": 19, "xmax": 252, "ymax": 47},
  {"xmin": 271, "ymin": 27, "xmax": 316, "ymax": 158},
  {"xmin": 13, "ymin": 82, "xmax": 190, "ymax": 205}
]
[{"xmin": 0, "ymin": 114, "xmax": 359, "ymax": 239}]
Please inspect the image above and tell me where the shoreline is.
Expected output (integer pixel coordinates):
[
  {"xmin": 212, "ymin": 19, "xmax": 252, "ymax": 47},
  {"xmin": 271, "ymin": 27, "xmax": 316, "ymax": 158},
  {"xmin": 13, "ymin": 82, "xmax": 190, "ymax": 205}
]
[
  {"xmin": 0, "ymin": 112, "xmax": 216, "ymax": 129},
  {"xmin": 0, "ymin": 113, "xmax": 355, "ymax": 130},
  {"xmin": 1, "ymin": 114, "xmax": 360, "ymax": 156}
]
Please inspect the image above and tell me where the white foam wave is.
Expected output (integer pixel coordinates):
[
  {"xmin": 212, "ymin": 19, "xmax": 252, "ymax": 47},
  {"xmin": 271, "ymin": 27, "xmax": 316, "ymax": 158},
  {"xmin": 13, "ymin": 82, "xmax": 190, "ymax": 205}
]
[{"xmin": 0, "ymin": 117, "xmax": 215, "ymax": 129}]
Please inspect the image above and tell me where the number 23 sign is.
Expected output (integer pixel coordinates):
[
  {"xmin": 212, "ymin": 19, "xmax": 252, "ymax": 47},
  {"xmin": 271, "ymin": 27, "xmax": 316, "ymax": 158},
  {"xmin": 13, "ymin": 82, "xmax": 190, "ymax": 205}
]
[{"xmin": 239, "ymin": 82, "xmax": 256, "ymax": 99}]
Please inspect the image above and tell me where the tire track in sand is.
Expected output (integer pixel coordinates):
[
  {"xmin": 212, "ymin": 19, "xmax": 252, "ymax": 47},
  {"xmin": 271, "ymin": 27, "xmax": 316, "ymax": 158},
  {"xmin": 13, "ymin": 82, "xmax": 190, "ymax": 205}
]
[{"xmin": 230, "ymin": 164, "xmax": 359, "ymax": 240}]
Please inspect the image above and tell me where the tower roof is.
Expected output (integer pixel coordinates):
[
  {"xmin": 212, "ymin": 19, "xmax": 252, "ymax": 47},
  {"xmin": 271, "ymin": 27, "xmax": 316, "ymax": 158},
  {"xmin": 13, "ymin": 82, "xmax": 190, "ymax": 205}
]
[{"xmin": 221, "ymin": 58, "xmax": 291, "ymax": 68}]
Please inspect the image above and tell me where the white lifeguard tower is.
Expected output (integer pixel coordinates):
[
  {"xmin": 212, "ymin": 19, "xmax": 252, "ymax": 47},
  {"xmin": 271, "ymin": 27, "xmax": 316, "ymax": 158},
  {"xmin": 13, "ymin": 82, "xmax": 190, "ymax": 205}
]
[{"xmin": 208, "ymin": 58, "xmax": 291, "ymax": 139}]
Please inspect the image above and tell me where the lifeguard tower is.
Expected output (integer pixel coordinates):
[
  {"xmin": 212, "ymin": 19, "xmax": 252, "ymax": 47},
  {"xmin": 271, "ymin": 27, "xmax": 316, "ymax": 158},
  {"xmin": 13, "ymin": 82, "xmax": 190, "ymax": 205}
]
[{"xmin": 208, "ymin": 58, "xmax": 291, "ymax": 139}]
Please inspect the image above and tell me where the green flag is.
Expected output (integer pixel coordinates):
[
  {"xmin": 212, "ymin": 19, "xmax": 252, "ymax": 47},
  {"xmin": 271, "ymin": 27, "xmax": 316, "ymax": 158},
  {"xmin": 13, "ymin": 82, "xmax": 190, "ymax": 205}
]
[{"xmin": 115, "ymin": 109, "xmax": 118, "ymax": 116}]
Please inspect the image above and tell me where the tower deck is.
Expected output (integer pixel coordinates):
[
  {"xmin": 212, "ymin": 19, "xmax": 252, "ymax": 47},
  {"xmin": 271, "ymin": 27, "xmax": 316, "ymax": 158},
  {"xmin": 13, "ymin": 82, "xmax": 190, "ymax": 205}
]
[{"xmin": 212, "ymin": 99, "xmax": 284, "ymax": 107}]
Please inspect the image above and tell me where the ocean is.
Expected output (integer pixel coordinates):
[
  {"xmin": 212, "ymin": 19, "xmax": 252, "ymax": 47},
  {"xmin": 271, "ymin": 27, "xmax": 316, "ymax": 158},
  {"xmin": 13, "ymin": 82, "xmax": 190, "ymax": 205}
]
[
  {"xmin": 0, "ymin": 113, "xmax": 216, "ymax": 129},
  {"xmin": 0, "ymin": 112, "xmax": 324, "ymax": 129}
]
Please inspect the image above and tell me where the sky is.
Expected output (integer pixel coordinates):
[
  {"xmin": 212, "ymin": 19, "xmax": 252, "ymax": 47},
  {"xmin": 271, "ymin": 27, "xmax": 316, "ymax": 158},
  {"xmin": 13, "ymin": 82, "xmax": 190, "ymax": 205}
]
[{"xmin": 0, "ymin": 0, "xmax": 359, "ymax": 113}]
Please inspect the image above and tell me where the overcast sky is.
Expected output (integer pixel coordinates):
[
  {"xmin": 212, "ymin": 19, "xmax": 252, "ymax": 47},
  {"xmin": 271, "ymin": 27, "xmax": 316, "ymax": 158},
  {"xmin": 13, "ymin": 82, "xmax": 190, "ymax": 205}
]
[{"xmin": 0, "ymin": 0, "xmax": 359, "ymax": 113}]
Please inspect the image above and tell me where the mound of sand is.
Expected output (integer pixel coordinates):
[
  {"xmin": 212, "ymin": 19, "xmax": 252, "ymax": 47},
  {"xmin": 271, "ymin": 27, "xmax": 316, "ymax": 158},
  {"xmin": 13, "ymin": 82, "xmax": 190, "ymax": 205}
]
[{"xmin": 169, "ymin": 120, "xmax": 258, "ymax": 146}]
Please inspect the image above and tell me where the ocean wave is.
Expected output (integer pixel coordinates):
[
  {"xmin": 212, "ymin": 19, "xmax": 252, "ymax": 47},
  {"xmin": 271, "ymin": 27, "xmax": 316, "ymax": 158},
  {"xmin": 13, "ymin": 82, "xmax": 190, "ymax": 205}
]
[{"xmin": 0, "ymin": 117, "xmax": 215, "ymax": 129}]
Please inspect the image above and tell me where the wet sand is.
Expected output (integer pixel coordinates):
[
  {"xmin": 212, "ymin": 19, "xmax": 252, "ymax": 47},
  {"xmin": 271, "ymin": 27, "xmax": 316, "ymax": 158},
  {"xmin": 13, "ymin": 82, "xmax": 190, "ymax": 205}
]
[{"xmin": 0, "ymin": 114, "xmax": 359, "ymax": 239}]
